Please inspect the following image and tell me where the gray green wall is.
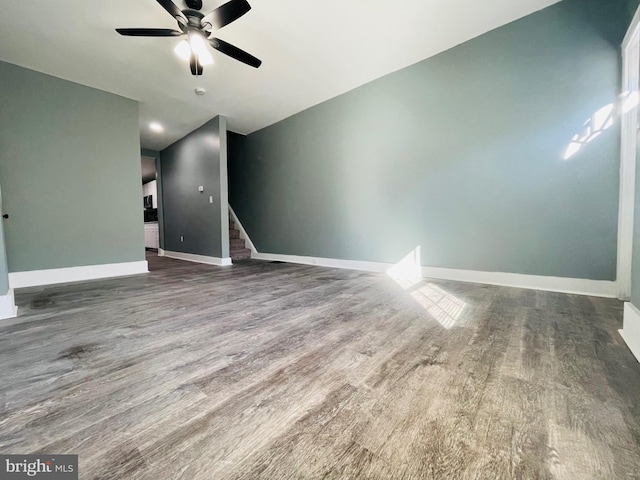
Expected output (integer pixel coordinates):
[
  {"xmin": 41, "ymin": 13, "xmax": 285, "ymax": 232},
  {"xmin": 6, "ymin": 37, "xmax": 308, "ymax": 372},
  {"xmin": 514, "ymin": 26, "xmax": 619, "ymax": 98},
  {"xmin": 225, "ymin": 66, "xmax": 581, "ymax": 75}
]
[
  {"xmin": 0, "ymin": 61, "xmax": 145, "ymax": 273},
  {"xmin": 229, "ymin": 0, "xmax": 634, "ymax": 280},
  {"xmin": 0, "ymin": 188, "xmax": 9, "ymax": 294},
  {"xmin": 160, "ymin": 116, "xmax": 229, "ymax": 258}
]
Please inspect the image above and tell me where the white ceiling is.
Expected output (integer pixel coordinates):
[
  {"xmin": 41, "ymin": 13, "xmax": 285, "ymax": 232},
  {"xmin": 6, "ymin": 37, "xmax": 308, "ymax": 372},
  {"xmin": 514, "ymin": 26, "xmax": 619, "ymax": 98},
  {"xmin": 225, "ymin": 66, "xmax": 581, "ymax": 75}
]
[{"xmin": 0, "ymin": 0, "xmax": 561, "ymax": 151}]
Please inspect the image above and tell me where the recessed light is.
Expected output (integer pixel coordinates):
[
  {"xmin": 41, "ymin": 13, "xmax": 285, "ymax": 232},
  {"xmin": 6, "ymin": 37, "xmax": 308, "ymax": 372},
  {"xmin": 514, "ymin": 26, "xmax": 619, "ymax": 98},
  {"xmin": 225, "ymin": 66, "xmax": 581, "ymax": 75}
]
[{"xmin": 149, "ymin": 122, "xmax": 164, "ymax": 133}]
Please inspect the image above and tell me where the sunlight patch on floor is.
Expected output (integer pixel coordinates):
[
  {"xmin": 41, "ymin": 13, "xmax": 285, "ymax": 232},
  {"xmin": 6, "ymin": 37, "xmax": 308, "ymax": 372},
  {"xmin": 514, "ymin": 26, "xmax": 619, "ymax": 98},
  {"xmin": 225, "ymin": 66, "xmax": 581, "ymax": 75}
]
[{"xmin": 386, "ymin": 247, "xmax": 466, "ymax": 329}]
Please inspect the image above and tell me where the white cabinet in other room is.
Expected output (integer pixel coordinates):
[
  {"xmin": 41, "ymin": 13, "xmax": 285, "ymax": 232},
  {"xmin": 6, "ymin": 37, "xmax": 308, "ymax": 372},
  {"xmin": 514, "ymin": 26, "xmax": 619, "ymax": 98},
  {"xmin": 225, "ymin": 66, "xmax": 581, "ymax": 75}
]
[{"xmin": 144, "ymin": 223, "xmax": 159, "ymax": 249}]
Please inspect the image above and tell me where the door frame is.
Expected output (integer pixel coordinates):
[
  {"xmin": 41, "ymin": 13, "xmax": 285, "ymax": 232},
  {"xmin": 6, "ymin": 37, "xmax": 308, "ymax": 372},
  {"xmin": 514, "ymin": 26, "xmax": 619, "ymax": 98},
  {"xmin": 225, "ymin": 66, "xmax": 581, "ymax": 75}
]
[{"xmin": 617, "ymin": 6, "xmax": 640, "ymax": 300}]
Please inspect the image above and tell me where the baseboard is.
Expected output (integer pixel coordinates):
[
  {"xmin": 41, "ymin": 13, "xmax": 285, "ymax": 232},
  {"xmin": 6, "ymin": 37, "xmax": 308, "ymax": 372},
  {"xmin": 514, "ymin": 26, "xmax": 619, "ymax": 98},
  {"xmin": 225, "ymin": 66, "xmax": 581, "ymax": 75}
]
[
  {"xmin": 0, "ymin": 289, "xmax": 18, "ymax": 320},
  {"xmin": 162, "ymin": 250, "xmax": 232, "ymax": 266},
  {"xmin": 250, "ymin": 251, "xmax": 615, "ymax": 298},
  {"xmin": 228, "ymin": 206, "xmax": 258, "ymax": 254},
  {"xmin": 217, "ymin": 220, "xmax": 616, "ymax": 298},
  {"xmin": 9, "ymin": 261, "xmax": 149, "ymax": 289},
  {"xmin": 421, "ymin": 266, "xmax": 617, "ymax": 298},
  {"xmin": 621, "ymin": 302, "xmax": 640, "ymax": 363},
  {"xmin": 252, "ymin": 252, "xmax": 394, "ymax": 273}
]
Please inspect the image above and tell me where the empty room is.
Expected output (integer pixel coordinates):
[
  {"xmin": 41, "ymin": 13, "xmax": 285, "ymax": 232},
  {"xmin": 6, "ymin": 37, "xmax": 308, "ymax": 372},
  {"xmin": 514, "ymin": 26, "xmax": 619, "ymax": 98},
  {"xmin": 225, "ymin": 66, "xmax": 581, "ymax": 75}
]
[{"xmin": 1, "ymin": 0, "xmax": 640, "ymax": 478}]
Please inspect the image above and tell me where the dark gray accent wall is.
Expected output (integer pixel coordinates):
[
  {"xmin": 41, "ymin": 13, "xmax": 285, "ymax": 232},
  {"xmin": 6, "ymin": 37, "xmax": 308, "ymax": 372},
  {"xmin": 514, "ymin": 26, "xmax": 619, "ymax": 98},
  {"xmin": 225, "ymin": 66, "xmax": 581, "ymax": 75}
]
[
  {"xmin": 160, "ymin": 116, "xmax": 229, "ymax": 258},
  {"xmin": 229, "ymin": 0, "xmax": 633, "ymax": 280},
  {"xmin": 0, "ymin": 61, "xmax": 145, "ymax": 273}
]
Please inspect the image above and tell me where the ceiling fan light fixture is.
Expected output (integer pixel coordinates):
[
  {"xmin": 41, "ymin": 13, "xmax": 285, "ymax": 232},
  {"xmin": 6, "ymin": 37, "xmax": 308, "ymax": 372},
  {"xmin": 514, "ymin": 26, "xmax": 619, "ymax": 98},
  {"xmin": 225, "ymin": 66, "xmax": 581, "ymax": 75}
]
[
  {"xmin": 117, "ymin": 0, "xmax": 261, "ymax": 72},
  {"xmin": 174, "ymin": 39, "xmax": 214, "ymax": 65},
  {"xmin": 198, "ymin": 49, "xmax": 214, "ymax": 66},
  {"xmin": 188, "ymin": 31, "xmax": 209, "ymax": 59},
  {"xmin": 174, "ymin": 40, "xmax": 191, "ymax": 61}
]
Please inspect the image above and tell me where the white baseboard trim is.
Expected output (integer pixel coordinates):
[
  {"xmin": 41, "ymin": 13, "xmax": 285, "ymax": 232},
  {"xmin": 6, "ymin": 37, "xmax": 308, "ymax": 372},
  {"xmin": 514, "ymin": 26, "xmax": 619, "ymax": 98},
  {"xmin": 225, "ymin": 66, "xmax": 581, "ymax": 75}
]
[
  {"xmin": 252, "ymin": 252, "xmax": 394, "ymax": 272},
  {"xmin": 228, "ymin": 206, "xmax": 258, "ymax": 254},
  {"xmin": 9, "ymin": 261, "xmax": 149, "ymax": 289},
  {"xmin": 621, "ymin": 302, "xmax": 640, "ymax": 363},
  {"xmin": 162, "ymin": 250, "xmax": 232, "ymax": 266},
  {"xmin": 0, "ymin": 289, "xmax": 18, "ymax": 320},
  {"xmin": 220, "ymin": 220, "xmax": 616, "ymax": 298},
  {"xmin": 421, "ymin": 266, "xmax": 617, "ymax": 298},
  {"xmin": 250, "ymin": 251, "xmax": 615, "ymax": 298}
]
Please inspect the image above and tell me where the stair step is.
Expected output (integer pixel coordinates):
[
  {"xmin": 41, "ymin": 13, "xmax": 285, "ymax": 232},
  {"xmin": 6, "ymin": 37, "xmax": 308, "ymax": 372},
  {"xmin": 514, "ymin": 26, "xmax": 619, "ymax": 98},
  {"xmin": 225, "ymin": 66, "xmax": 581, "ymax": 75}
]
[
  {"xmin": 229, "ymin": 229, "xmax": 240, "ymax": 239},
  {"xmin": 230, "ymin": 248, "xmax": 251, "ymax": 261},
  {"xmin": 229, "ymin": 220, "xmax": 236, "ymax": 230},
  {"xmin": 230, "ymin": 237, "xmax": 245, "ymax": 249}
]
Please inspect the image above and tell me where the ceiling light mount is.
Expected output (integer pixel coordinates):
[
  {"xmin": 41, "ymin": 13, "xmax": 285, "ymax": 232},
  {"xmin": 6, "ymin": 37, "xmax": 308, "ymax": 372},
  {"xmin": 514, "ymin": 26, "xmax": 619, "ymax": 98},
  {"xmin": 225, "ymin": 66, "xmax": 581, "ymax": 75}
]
[{"xmin": 195, "ymin": 87, "xmax": 206, "ymax": 96}]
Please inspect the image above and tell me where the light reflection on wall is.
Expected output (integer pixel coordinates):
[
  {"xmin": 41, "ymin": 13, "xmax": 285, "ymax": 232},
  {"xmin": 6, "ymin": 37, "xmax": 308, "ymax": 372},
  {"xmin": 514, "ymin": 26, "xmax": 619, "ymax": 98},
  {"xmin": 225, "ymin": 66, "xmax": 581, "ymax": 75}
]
[
  {"xmin": 564, "ymin": 103, "xmax": 614, "ymax": 160},
  {"xmin": 386, "ymin": 247, "xmax": 466, "ymax": 329},
  {"xmin": 564, "ymin": 91, "xmax": 639, "ymax": 161}
]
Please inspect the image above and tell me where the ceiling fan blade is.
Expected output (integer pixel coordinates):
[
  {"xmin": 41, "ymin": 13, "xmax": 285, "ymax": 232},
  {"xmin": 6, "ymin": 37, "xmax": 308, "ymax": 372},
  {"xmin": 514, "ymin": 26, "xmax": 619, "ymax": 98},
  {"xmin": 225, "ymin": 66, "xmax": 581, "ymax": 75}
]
[
  {"xmin": 203, "ymin": 0, "xmax": 251, "ymax": 30},
  {"xmin": 156, "ymin": 0, "xmax": 188, "ymax": 24},
  {"xmin": 210, "ymin": 38, "xmax": 261, "ymax": 68},
  {"xmin": 116, "ymin": 28, "xmax": 183, "ymax": 37}
]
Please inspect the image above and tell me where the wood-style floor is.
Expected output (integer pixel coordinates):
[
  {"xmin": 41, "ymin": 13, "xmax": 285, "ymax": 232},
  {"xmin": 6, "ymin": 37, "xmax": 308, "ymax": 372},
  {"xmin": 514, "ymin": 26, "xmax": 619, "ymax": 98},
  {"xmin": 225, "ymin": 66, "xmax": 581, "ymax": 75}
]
[{"xmin": 1, "ymin": 253, "xmax": 640, "ymax": 479}]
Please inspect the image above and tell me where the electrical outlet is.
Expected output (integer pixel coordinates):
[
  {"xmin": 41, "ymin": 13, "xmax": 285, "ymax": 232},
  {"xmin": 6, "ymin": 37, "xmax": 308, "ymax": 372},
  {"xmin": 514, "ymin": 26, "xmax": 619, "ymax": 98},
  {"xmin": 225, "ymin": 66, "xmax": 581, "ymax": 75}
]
[{"xmin": 180, "ymin": 235, "xmax": 184, "ymax": 242}]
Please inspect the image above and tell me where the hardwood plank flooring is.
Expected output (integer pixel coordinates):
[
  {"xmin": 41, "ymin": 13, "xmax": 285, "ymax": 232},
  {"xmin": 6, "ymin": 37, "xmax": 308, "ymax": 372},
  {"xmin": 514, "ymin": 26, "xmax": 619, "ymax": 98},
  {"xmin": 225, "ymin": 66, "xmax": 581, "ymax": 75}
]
[{"xmin": 1, "ymin": 252, "xmax": 639, "ymax": 479}]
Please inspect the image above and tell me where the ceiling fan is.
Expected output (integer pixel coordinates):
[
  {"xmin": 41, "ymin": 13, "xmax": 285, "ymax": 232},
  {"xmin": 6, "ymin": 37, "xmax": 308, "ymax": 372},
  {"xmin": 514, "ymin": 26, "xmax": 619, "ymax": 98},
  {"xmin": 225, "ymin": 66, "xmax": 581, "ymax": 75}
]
[{"xmin": 116, "ymin": 0, "xmax": 261, "ymax": 75}]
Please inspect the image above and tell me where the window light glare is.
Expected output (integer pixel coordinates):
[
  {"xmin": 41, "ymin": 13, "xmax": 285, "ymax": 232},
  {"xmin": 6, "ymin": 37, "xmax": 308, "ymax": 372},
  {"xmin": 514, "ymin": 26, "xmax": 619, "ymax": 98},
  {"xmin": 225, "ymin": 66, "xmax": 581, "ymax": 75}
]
[
  {"xmin": 149, "ymin": 122, "xmax": 164, "ymax": 133},
  {"xmin": 622, "ymin": 90, "xmax": 640, "ymax": 114}
]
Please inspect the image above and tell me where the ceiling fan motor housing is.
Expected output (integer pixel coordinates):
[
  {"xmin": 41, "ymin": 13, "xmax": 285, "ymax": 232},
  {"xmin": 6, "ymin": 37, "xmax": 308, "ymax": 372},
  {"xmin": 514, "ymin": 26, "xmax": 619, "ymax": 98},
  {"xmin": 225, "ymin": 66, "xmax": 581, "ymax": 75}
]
[{"xmin": 185, "ymin": 0, "xmax": 203, "ymax": 10}]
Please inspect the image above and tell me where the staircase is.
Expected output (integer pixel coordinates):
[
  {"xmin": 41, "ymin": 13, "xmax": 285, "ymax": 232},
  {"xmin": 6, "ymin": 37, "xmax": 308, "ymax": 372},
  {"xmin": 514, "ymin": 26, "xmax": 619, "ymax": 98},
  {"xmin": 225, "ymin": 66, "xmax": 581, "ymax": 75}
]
[{"xmin": 229, "ymin": 219, "xmax": 251, "ymax": 261}]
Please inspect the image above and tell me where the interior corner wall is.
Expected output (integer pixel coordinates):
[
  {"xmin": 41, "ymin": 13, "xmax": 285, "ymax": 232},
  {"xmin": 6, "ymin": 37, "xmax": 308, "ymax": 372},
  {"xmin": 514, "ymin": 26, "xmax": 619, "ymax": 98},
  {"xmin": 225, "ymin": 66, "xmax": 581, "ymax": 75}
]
[
  {"xmin": 229, "ymin": 0, "xmax": 633, "ymax": 280},
  {"xmin": 0, "ymin": 214, "xmax": 9, "ymax": 296},
  {"xmin": 0, "ymin": 61, "xmax": 145, "ymax": 273},
  {"xmin": 160, "ymin": 115, "xmax": 229, "ymax": 259}
]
